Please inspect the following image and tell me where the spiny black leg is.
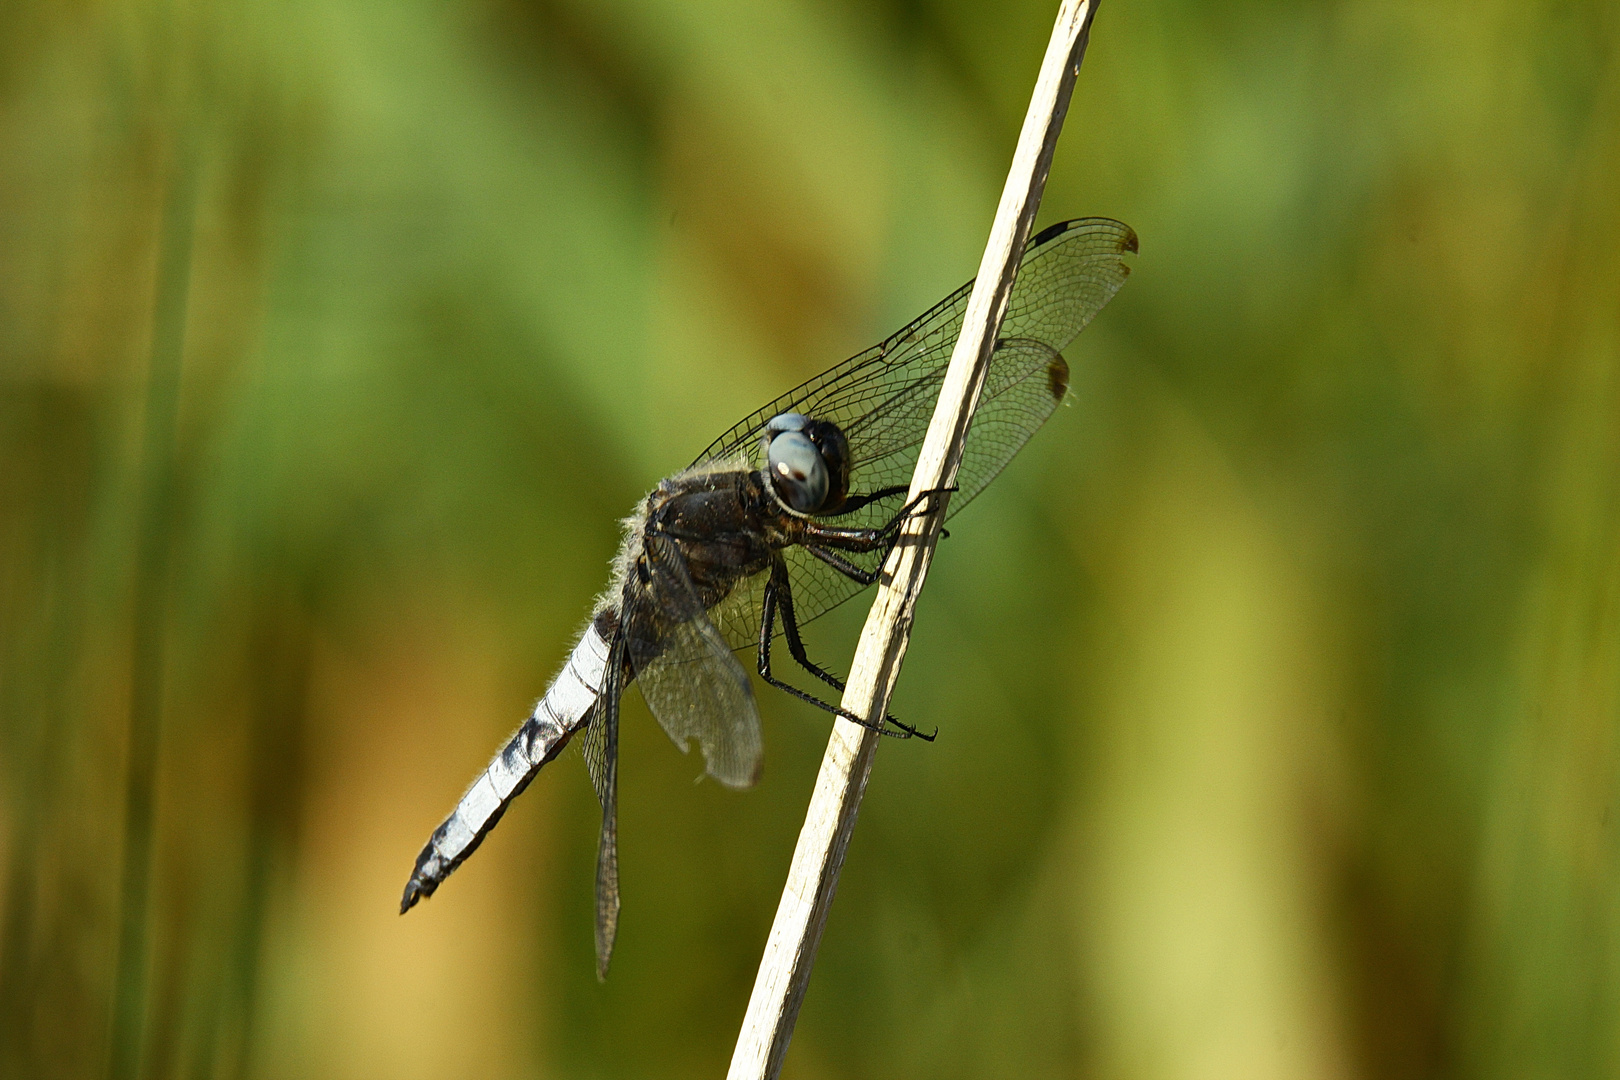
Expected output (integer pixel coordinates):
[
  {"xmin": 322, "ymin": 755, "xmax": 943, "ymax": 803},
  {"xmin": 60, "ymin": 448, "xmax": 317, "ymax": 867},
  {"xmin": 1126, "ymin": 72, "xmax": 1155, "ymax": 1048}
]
[
  {"xmin": 758, "ymin": 577, "xmax": 843, "ymax": 707},
  {"xmin": 800, "ymin": 489, "xmax": 960, "ymax": 583},
  {"xmin": 829, "ymin": 485, "xmax": 910, "ymax": 517},
  {"xmin": 804, "ymin": 543, "xmax": 881, "ymax": 587},
  {"xmin": 758, "ymin": 582, "xmax": 887, "ymax": 735},
  {"xmin": 758, "ymin": 576, "xmax": 897, "ymax": 736},
  {"xmin": 772, "ymin": 558, "xmax": 934, "ymax": 740},
  {"xmin": 800, "ymin": 487, "xmax": 956, "ymax": 553},
  {"xmin": 757, "ymin": 558, "xmax": 935, "ymax": 741},
  {"xmin": 771, "ymin": 558, "xmax": 852, "ymax": 696},
  {"xmin": 873, "ymin": 485, "xmax": 956, "ymax": 535}
]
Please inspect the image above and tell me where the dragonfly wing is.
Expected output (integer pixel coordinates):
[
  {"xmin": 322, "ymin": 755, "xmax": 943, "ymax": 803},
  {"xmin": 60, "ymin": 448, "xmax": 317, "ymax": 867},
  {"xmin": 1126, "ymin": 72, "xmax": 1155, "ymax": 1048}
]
[
  {"xmin": 579, "ymin": 629, "xmax": 627, "ymax": 980},
  {"xmin": 694, "ymin": 217, "xmax": 1136, "ymax": 630},
  {"xmin": 625, "ymin": 533, "xmax": 764, "ymax": 789}
]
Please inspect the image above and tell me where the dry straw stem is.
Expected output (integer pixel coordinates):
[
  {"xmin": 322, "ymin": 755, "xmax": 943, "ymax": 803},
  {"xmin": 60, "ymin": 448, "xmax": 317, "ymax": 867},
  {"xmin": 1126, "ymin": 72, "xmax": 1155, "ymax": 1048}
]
[{"xmin": 726, "ymin": 1, "xmax": 1101, "ymax": 1076}]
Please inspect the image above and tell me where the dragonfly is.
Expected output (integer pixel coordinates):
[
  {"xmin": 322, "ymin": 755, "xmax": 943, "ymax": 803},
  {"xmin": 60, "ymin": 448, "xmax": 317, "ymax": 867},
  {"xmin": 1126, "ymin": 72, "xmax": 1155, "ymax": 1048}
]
[{"xmin": 400, "ymin": 217, "xmax": 1137, "ymax": 978}]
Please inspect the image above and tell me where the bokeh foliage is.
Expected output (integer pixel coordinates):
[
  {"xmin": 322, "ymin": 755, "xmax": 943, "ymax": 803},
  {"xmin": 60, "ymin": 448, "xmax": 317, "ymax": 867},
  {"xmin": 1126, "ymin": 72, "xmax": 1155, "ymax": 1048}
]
[{"xmin": 2, "ymin": 1, "xmax": 1617, "ymax": 1078}]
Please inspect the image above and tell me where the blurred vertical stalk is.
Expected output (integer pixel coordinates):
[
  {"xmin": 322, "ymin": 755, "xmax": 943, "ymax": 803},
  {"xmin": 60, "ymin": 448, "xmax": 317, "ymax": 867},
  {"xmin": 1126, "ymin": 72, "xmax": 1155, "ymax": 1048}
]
[
  {"xmin": 226, "ymin": 581, "xmax": 313, "ymax": 1080},
  {"xmin": 1474, "ymin": 51, "xmax": 1620, "ymax": 1075},
  {"xmin": 106, "ymin": 138, "xmax": 198, "ymax": 1080},
  {"xmin": 0, "ymin": 545, "xmax": 80, "ymax": 1072}
]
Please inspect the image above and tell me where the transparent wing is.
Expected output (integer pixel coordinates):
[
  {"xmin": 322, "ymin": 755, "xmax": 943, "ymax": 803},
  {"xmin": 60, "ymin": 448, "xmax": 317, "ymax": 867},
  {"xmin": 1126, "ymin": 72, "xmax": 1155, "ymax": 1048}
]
[
  {"xmin": 625, "ymin": 533, "xmax": 764, "ymax": 789},
  {"xmin": 578, "ymin": 632, "xmax": 626, "ymax": 980},
  {"xmin": 695, "ymin": 217, "xmax": 1137, "ymax": 646},
  {"xmin": 580, "ymin": 700, "xmax": 610, "ymax": 810}
]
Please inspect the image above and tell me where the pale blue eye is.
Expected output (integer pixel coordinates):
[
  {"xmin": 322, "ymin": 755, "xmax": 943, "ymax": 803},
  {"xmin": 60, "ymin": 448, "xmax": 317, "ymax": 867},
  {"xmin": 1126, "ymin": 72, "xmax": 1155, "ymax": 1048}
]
[
  {"xmin": 767, "ymin": 430, "xmax": 829, "ymax": 513},
  {"xmin": 765, "ymin": 412, "xmax": 810, "ymax": 436},
  {"xmin": 760, "ymin": 412, "xmax": 810, "ymax": 459}
]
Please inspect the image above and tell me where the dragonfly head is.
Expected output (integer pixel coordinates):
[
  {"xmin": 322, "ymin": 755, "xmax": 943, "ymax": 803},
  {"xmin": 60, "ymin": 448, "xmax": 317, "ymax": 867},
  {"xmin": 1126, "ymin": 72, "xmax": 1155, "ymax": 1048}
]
[{"xmin": 762, "ymin": 412, "xmax": 852, "ymax": 515}]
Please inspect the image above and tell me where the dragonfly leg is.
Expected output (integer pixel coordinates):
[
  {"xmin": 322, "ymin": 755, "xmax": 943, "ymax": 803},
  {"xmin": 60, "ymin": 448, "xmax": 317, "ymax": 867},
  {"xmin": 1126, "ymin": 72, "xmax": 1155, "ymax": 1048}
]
[
  {"xmin": 799, "ymin": 484, "xmax": 959, "ymax": 584},
  {"xmin": 874, "ymin": 485, "xmax": 956, "ymax": 533},
  {"xmin": 803, "ymin": 543, "xmax": 883, "ymax": 587},
  {"xmin": 763, "ymin": 558, "xmax": 845, "ymax": 695},
  {"xmin": 757, "ymin": 557, "xmax": 936, "ymax": 741},
  {"xmin": 827, "ymin": 484, "xmax": 909, "ymax": 517},
  {"xmin": 801, "ymin": 487, "xmax": 954, "ymax": 552}
]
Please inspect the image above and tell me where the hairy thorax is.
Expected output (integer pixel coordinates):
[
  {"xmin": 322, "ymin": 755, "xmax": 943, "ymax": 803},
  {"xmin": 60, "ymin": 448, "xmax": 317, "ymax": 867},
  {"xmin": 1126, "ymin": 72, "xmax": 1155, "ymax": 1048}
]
[{"xmin": 598, "ymin": 459, "xmax": 796, "ymax": 626}]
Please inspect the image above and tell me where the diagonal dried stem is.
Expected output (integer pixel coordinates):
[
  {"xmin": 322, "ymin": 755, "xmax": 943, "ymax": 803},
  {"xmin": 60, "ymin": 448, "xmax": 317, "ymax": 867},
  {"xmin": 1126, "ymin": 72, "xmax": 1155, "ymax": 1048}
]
[{"xmin": 727, "ymin": 2, "xmax": 1102, "ymax": 1076}]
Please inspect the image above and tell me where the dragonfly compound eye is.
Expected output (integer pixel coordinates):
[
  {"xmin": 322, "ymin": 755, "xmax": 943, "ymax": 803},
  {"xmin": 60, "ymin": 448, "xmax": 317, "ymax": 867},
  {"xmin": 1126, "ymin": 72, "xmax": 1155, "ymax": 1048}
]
[{"xmin": 767, "ymin": 429, "xmax": 830, "ymax": 514}]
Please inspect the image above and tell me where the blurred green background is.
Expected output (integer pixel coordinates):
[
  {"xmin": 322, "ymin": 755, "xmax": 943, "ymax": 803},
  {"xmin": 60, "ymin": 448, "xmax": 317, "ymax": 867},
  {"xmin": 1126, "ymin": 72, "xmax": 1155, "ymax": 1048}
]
[{"xmin": 2, "ymin": 0, "xmax": 1617, "ymax": 1077}]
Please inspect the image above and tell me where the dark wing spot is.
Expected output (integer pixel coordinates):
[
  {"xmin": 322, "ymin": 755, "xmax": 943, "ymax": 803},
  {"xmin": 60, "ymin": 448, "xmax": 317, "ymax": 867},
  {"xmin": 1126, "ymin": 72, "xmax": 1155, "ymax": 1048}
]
[
  {"xmin": 1047, "ymin": 353, "xmax": 1070, "ymax": 402},
  {"xmin": 1119, "ymin": 226, "xmax": 1140, "ymax": 254},
  {"xmin": 1029, "ymin": 219, "xmax": 1073, "ymax": 248}
]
